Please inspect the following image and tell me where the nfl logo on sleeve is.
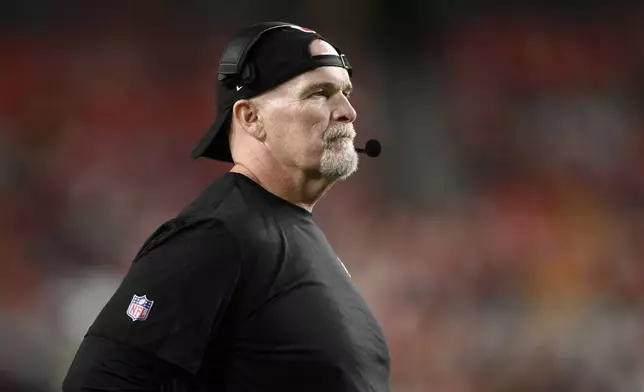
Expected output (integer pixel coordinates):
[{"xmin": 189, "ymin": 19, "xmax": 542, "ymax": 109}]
[{"xmin": 127, "ymin": 294, "xmax": 154, "ymax": 321}]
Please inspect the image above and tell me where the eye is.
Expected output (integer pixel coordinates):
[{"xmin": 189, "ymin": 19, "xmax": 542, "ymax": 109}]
[{"xmin": 310, "ymin": 90, "xmax": 330, "ymax": 99}]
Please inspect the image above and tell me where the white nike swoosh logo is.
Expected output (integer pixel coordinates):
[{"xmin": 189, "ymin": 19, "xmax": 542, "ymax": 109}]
[{"xmin": 236, "ymin": 86, "xmax": 242, "ymax": 91}]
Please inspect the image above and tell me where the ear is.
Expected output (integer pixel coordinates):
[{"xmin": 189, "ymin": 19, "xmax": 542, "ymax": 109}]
[{"xmin": 232, "ymin": 99, "xmax": 265, "ymax": 142}]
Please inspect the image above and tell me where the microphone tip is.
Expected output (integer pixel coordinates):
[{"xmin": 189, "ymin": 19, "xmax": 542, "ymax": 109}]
[{"xmin": 364, "ymin": 139, "xmax": 381, "ymax": 158}]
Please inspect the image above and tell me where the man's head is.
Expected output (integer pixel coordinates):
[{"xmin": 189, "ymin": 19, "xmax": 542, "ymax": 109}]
[{"xmin": 192, "ymin": 23, "xmax": 359, "ymax": 180}]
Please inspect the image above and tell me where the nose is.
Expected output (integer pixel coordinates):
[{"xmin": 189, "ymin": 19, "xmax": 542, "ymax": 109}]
[{"xmin": 332, "ymin": 94, "xmax": 357, "ymax": 123}]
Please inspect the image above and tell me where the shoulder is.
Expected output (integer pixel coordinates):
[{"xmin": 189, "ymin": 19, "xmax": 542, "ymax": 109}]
[
  {"xmin": 87, "ymin": 219, "xmax": 244, "ymax": 374},
  {"xmin": 178, "ymin": 173, "xmax": 252, "ymax": 221},
  {"xmin": 132, "ymin": 217, "xmax": 242, "ymax": 275}
]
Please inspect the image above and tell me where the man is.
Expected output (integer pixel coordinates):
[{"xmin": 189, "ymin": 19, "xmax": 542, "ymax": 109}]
[{"xmin": 63, "ymin": 22, "xmax": 390, "ymax": 392}]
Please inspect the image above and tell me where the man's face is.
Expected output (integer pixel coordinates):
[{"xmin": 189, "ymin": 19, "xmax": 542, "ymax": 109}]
[{"xmin": 253, "ymin": 40, "xmax": 359, "ymax": 180}]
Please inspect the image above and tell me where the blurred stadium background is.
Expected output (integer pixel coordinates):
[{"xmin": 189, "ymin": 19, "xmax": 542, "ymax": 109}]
[{"xmin": 3, "ymin": 1, "xmax": 644, "ymax": 391}]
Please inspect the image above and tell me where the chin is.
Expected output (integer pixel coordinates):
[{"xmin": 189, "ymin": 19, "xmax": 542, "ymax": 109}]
[{"xmin": 319, "ymin": 146, "xmax": 359, "ymax": 180}]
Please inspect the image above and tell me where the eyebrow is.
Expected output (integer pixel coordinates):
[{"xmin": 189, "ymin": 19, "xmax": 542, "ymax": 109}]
[{"xmin": 301, "ymin": 81, "xmax": 353, "ymax": 96}]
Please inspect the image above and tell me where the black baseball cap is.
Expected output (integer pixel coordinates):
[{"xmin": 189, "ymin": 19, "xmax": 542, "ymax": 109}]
[{"xmin": 191, "ymin": 22, "xmax": 353, "ymax": 162}]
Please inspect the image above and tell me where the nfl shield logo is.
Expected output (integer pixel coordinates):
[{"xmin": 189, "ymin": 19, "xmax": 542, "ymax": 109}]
[{"xmin": 127, "ymin": 294, "xmax": 154, "ymax": 321}]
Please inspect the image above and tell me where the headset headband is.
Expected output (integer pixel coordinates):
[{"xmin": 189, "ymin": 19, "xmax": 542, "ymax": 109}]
[
  {"xmin": 218, "ymin": 22, "xmax": 294, "ymax": 81},
  {"xmin": 216, "ymin": 22, "xmax": 352, "ymax": 85}
]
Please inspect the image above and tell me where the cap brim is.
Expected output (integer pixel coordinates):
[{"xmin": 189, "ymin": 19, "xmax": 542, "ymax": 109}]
[{"xmin": 190, "ymin": 107, "xmax": 234, "ymax": 163}]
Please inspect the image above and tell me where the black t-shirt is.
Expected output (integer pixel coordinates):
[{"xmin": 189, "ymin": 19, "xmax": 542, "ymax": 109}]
[{"xmin": 63, "ymin": 172, "xmax": 390, "ymax": 392}]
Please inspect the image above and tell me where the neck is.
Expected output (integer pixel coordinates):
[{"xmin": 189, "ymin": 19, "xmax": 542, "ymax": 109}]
[{"xmin": 230, "ymin": 162, "xmax": 335, "ymax": 213}]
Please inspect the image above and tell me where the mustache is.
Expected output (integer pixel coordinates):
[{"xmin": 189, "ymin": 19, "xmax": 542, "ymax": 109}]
[{"xmin": 323, "ymin": 124, "xmax": 356, "ymax": 142}]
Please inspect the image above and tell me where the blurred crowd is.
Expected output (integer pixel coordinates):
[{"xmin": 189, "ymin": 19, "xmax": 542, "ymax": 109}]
[{"xmin": 2, "ymin": 2, "xmax": 644, "ymax": 391}]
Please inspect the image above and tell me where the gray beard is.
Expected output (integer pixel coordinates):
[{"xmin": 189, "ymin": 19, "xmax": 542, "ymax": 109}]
[{"xmin": 319, "ymin": 138, "xmax": 359, "ymax": 180}]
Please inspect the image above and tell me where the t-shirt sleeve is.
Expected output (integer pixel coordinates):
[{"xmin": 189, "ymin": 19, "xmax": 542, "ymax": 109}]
[
  {"xmin": 62, "ymin": 335, "xmax": 193, "ymax": 392},
  {"xmin": 84, "ymin": 218, "xmax": 242, "ymax": 375}
]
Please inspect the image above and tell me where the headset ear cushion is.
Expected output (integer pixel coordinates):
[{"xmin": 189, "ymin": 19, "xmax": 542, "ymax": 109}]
[{"xmin": 241, "ymin": 63, "xmax": 256, "ymax": 85}]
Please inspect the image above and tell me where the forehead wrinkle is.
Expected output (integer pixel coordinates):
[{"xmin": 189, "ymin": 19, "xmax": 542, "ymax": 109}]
[
  {"xmin": 253, "ymin": 66, "xmax": 352, "ymax": 106},
  {"xmin": 298, "ymin": 68, "xmax": 352, "ymax": 92}
]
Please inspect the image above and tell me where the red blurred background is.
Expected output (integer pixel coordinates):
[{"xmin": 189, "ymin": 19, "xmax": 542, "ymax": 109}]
[{"xmin": 2, "ymin": 2, "xmax": 644, "ymax": 391}]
